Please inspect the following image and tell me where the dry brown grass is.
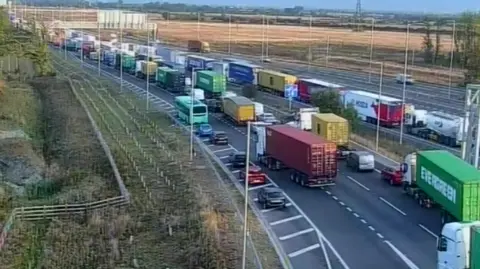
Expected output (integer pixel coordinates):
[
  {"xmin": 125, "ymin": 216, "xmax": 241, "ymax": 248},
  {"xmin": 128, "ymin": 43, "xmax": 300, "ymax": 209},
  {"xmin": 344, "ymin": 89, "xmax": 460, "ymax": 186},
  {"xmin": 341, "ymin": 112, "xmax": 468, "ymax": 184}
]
[
  {"xmin": 1, "ymin": 51, "xmax": 281, "ymax": 269},
  {"xmin": 130, "ymin": 21, "xmax": 463, "ymax": 85},
  {"xmin": 155, "ymin": 21, "xmax": 453, "ymax": 52}
]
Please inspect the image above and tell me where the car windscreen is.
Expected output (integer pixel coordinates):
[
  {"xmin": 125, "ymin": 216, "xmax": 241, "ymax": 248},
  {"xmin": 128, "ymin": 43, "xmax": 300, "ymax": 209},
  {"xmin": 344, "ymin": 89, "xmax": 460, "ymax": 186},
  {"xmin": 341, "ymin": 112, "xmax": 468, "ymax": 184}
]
[
  {"xmin": 267, "ymin": 192, "xmax": 283, "ymax": 198},
  {"xmin": 193, "ymin": 106, "xmax": 206, "ymax": 114},
  {"xmin": 215, "ymin": 133, "xmax": 227, "ymax": 138}
]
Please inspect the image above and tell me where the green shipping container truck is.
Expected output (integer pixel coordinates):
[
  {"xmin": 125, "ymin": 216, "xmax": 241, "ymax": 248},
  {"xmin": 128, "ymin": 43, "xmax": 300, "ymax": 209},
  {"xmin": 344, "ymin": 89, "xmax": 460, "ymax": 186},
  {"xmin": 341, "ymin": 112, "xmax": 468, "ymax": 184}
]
[
  {"xmin": 416, "ymin": 150, "xmax": 480, "ymax": 223},
  {"xmin": 471, "ymin": 226, "xmax": 480, "ymax": 269},
  {"xmin": 195, "ymin": 70, "xmax": 226, "ymax": 99},
  {"xmin": 115, "ymin": 54, "xmax": 135, "ymax": 72},
  {"xmin": 156, "ymin": 67, "xmax": 172, "ymax": 85}
]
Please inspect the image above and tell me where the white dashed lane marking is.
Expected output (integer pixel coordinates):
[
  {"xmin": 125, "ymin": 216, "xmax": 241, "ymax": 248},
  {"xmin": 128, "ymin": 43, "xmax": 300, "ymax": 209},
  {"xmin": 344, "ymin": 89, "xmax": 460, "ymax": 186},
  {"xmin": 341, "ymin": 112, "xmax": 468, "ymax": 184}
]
[{"xmin": 321, "ymin": 187, "xmax": 385, "ymax": 242}]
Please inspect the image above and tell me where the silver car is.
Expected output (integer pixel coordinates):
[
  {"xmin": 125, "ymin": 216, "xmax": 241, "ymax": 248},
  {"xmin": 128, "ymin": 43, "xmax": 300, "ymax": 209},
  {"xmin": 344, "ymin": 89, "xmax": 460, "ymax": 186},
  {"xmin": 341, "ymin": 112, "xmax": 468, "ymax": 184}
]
[{"xmin": 257, "ymin": 113, "xmax": 279, "ymax": 124}]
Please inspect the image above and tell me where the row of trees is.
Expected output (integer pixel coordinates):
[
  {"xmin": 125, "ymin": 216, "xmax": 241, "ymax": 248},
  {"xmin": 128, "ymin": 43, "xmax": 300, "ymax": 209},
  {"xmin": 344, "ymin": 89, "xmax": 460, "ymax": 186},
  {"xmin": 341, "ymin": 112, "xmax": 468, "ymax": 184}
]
[
  {"xmin": 422, "ymin": 12, "xmax": 480, "ymax": 83},
  {"xmin": 0, "ymin": 8, "xmax": 52, "ymax": 77}
]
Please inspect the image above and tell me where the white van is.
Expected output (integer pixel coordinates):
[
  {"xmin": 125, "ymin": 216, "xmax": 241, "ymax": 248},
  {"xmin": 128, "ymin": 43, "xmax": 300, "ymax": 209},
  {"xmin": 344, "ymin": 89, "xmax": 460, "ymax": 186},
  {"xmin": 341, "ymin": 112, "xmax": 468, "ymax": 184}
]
[
  {"xmin": 396, "ymin": 74, "xmax": 415, "ymax": 85},
  {"xmin": 253, "ymin": 102, "xmax": 264, "ymax": 118},
  {"xmin": 346, "ymin": 151, "xmax": 375, "ymax": 172},
  {"xmin": 194, "ymin": 88, "xmax": 205, "ymax": 101}
]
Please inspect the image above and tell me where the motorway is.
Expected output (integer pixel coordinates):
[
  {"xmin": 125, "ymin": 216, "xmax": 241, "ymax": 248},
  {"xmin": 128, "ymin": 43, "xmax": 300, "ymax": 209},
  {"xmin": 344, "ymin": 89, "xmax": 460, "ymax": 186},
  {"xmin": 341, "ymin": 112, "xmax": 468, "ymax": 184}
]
[
  {"xmin": 89, "ymin": 33, "xmax": 464, "ymax": 155},
  {"xmin": 118, "ymin": 34, "xmax": 468, "ymax": 116},
  {"xmin": 67, "ymin": 51, "xmax": 444, "ymax": 269}
]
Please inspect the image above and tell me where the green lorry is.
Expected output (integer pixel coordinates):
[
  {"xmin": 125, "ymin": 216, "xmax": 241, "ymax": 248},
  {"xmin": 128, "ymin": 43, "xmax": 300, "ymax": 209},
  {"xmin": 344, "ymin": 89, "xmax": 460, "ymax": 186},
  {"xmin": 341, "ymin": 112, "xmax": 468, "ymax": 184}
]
[
  {"xmin": 156, "ymin": 66, "xmax": 172, "ymax": 86},
  {"xmin": 195, "ymin": 70, "xmax": 226, "ymax": 99},
  {"xmin": 156, "ymin": 67, "xmax": 185, "ymax": 93},
  {"xmin": 114, "ymin": 54, "xmax": 135, "ymax": 74},
  {"xmin": 402, "ymin": 150, "xmax": 480, "ymax": 224}
]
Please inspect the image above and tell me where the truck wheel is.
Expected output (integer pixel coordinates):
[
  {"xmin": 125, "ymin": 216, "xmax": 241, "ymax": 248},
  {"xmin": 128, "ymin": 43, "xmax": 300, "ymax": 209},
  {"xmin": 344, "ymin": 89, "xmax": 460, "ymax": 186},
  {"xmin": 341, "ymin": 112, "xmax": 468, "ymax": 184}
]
[
  {"xmin": 389, "ymin": 179, "xmax": 394, "ymax": 185},
  {"xmin": 300, "ymin": 180, "xmax": 305, "ymax": 187},
  {"xmin": 419, "ymin": 199, "xmax": 424, "ymax": 207}
]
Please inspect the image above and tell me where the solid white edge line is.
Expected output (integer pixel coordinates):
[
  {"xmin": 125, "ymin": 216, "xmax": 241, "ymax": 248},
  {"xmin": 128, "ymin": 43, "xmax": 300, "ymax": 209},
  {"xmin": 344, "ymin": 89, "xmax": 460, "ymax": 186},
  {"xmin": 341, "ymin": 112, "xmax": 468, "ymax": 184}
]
[
  {"xmin": 346, "ymin": 176, "xmax": 370, "ymax": 191},
  {"xmin": 379, "ymin": 197, "xmax": 407, "ymax": 216},
  {"xmin": 76, "ymin": 57, "xmax": 350, "ymax": 269},
  {"xmin": 384, "ymin": 240, "xmax": 420, "ymax": 269},
  {"xmin": 418, "ymin": 224, "xmax": 439, "ymax": 239}
]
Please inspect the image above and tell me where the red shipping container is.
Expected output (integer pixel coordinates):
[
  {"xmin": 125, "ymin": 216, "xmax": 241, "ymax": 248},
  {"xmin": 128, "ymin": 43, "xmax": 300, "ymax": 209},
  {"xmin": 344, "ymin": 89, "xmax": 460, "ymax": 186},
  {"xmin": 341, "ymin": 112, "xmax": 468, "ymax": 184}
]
[{"xmin": 265, "ymin": 125, "xmax": 337, "ymax": 178}]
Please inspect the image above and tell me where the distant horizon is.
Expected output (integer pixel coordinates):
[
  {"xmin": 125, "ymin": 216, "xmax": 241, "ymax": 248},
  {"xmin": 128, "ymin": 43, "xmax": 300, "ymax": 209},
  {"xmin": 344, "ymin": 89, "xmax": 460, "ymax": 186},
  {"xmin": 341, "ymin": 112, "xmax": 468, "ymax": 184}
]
[{"xmin": 111, "ymin": 0, "xmax": 478, "ymax": 14}]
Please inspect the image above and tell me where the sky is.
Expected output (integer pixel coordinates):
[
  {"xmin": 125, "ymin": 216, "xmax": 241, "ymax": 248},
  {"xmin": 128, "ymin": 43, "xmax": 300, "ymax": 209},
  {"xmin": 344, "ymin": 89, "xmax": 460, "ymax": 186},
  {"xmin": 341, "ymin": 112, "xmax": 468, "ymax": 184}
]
[{"xmin": 136, "ymin": 0, "xmax": 479, "ymax": 14}]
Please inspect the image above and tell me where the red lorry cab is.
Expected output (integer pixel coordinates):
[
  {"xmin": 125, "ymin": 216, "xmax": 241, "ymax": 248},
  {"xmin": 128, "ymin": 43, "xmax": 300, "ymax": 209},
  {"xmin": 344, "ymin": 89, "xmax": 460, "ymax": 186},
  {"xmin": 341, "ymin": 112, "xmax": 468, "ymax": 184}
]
[
  {"xmin": 81, "ymin": 42, "xmax": 95, "ymax": 56},
  {"xmin": 263, "ymin": 125, "xmax": 337, "ymax": 187}
]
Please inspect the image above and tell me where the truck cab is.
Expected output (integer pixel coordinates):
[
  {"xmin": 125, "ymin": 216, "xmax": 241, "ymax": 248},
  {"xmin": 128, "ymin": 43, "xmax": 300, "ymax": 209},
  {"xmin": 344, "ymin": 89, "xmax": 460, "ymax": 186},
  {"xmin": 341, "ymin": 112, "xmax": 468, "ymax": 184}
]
[
  {"xmin": 405, "ymin": 109, "xmax": 427, "ymax": 128},
  {"xmin": 401, "ymin": 153, "xmax": 434, "ymax": 208},
  {"xmin": 438, "ymin": 221, "xmax": 480, "ymax": 269},
  {"xmin": 295, "ymin": 108, "xmax": 320, "ymax": 131}
]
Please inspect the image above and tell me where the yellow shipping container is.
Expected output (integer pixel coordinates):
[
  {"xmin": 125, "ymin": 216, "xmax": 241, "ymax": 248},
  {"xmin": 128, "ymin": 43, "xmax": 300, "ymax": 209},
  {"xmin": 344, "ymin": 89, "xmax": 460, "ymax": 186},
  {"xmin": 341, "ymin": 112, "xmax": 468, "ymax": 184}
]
[
  {"xmin": 141, "ymin": 61, "xmax": 158, "ymax": 75},
  {"xmin": 223, "ymin": 96, "xmax": 255, "ymax": 125},
  {"xmin": 257, "ymin": 70, "xmax": 297, "ymax": 94},
  {"xmin": 311, "ymin": 113, "xmax": 349, "ymax": 146}
]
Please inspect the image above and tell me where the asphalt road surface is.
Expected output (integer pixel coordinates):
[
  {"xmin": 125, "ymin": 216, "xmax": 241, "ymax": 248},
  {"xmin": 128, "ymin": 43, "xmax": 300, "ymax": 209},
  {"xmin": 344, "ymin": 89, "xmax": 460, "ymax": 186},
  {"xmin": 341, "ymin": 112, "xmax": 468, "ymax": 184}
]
[
  {"xmin": 120, "ymin": 34, "xmax": 467, "ymax": 116},
  {"xmin": 85, "ymin": 34, "xmax": 463, "ymax": 153},
  {"xmin": 68, "ymin": 52, "xmax": 443, "ymax": 269},
  {"xmin": 81, "ymin": 31, "xmax": 466, "ymax": 116},
  {"xmin": 209, "ymin": 51, "xmax": 467, "ymax": 116}
]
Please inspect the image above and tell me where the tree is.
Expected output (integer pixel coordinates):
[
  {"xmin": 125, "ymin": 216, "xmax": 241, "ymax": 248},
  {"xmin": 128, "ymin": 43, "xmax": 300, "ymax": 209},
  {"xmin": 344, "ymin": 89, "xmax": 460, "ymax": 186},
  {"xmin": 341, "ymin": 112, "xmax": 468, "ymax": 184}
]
[
  {"xmin": 434, "ymin": 19, "xmax": 444, "ymax": 64},
  {"xmin": 422, "ymin": 19, "xmax": 434, "ymax": 64},
  {"xmin": 454, "ymin": 12, "xmax": 480, "ymax": 83},
  {"xmin": 242, "ymin": 84, "xmax": 257, "ymax": 99},
  {"xmin": 310, "ymin": 90, "xmax": 359, "ymax": 131},
  {"xmin": 0, "ymin": 9, "xmax": 53, "ymax": 77}
]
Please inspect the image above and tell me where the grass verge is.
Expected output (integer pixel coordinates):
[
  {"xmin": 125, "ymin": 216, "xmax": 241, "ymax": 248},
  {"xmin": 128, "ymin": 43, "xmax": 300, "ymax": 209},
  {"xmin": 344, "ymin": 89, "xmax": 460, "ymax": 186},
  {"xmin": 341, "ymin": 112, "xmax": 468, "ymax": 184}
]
[{"xmin": 20, "ymin": 51, "xmax": 282, "ymax": 268}]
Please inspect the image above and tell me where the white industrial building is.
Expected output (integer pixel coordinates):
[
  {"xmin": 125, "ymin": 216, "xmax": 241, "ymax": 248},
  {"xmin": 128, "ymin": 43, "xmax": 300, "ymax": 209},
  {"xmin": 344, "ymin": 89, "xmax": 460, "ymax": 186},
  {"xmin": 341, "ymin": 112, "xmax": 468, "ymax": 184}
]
[{"xmin": 97, "ymin": 10, "xmax": 150, "ymax": 30}]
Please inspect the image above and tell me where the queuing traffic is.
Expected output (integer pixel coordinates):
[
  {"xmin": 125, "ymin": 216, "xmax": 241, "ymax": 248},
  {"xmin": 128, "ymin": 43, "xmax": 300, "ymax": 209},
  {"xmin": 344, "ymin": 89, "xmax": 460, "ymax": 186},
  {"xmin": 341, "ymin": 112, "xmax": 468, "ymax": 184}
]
[{"xmin": 54, "ymin": 30, "xmax": 480, "ymax": 269}]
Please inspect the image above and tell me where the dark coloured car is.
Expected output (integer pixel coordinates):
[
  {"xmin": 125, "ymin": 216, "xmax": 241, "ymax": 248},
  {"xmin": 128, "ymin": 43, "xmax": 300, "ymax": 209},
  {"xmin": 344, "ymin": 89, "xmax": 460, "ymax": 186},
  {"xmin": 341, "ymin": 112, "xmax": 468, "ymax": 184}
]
[
  {"xmin": 257, "ymin": 187, "xmax": 287, "ymax": 209},
  {"xmin": 209, "ymin": 131, "xmax": 228, "ymax": 145},
  {"xmin": 229, "ymin": 151, "xmax": 247, "ymax": 168}
]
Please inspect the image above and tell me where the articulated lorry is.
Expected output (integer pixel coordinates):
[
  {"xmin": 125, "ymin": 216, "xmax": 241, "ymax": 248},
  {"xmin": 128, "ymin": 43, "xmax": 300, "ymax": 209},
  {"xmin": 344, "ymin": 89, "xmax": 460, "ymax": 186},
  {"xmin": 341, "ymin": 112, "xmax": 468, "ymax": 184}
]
[
  {"xmin": 187, "ymin": 40, "xmax": 210, "ymax": 53},
  {"xmin": 402, "ymin": 150, "xmax": 480, "ymax": 224},
  {"xmin": 137, "ymin": 61, "xmax": 158, "ymax": 81},
  {"xmin": 405, "ymin": 111, "xmax": 466, "ymax": 147},
  {"xmin": 256, "ymin": 125, "xmax": 337, "ymax": 187},
  {"xmin": 222, "ymin": 96, "xmax": 255, "ymax": 125},
  {"xmin": 195, "ymin": 70, "xmax": 227, "ymax": 99},
  {"xmin": 311, "ymin": 113, "xmax": 352, "ymax": 159},
  {"xmin": 156, "ymin": 66, "xmax": 185, "ymax": 93},
  {"xmin": 286, "ymin": 107, "xmax": 319, "ymax": 131},
  {"xmin": 438, "ymin": 221, "xmax": 480, "ymax": 269}
]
